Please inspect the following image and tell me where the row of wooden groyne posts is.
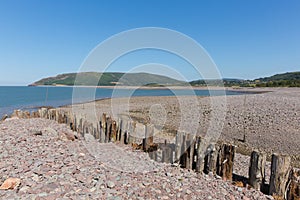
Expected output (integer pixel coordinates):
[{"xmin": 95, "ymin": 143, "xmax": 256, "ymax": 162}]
[{"xmin": 9, "ymin": 108, "xmax": 300, "ymax": 200}]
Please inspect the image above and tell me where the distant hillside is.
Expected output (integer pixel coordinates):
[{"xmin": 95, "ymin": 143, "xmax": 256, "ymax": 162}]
[
  {"xmin": 30, "ymin": 72, "xmax": 186, "ymax": 86},
  {"xmin": 254, "ymin": 71, "xmax": 300, "ymax": 87},
  {"xmin": 189, "ymin": 78, "xmax": 247, "ymax": 87},
  {"xmin": 189, "ymin": 71, "xmax": 300, "ymax": 87},
  {"xmin": 31, "ymin": 71, "xmax": 300, "ymax": 87}
]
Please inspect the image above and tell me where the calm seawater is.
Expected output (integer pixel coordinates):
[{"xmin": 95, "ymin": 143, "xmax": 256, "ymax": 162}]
[{"xmin": 0, "ymin": 86, "xmax": 243, "ymax": 117}]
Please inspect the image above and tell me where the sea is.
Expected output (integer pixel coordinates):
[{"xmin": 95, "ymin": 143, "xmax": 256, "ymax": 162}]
[{"xmin": 0, "ymin": 86, "xmax": 245, "ymax": 118}]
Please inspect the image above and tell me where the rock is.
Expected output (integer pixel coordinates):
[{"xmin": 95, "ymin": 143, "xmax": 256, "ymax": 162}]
[
  {"xmin": 233, "ymin": 181, "xmax": 244, "ymax": 187},
  {"xmin": 0, "ymin": 178, "xmax": 21, "ymax": 190},
  {"xmin": 19, "ymin": 185, "xmax": 30, "ymax": 194},
  {"xmin": 0, "ymin": 114, "xmax": 8, "ymax": 121},
  {"xmin": 186, "ymin": 189, "xmax": 192, "ymax": 194},
  {"xmin": 60, "ymin": 132, "xmax": 76, "ymax": 141},
  {"xmin": 165, "ymin": 172, "xmax": 172, "ymax": 177},
  {"xmin": 32, "ymin": 130, "xmax": 43, "ymax": 136},
  {"xmin": 107, "ymin": 181, "xmax": 115, "ymax": 189}
]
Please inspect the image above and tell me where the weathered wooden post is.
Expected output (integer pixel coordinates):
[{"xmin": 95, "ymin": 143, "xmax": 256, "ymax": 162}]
[
  {"xmin": 116, "ymin": 118, "xmax": 121, "ymax": 141},
  {"xmin": 143, "ymin": 124, "xmax": 154, "ymax": 151},
  {"xmin": 124, "ymin": 131, "xmax": 129, "ymax": 145},
  {"xmin": 162, "ymin": 141, "xmax": 173, "ymax": 163},
  {"xmin": 95, "ymin": 123, "xmax": 100, "ymax": 140},
  {"xmin": 204, "ymin": 143, "xmax": 219, "ymax": 174},
  {"xmin": 149, "ymin": 151, "xmax": 155, "ymax": 160},
  {"xmin": 72, "ymin": 115, "xmax": 77, "ymax": 131},
  {"xmin": 287, "ymin": 169, "xmax": 300, "ymax": 200},
  {"xmin": 111, "ymin": 120, "xmax": 117, "ymax": 142},
  {"xmin": 269, "ymin": 154, "xmax": 291, "ymax": 198},
  {"xmin": 82, "ymin": 121, "xmax": 86, "ymax": 136},
  {"xmin": 128, "ymin": 121, "xmax": 136, "ymax": 145},
  {"xmin": 195, "ymin": 136, "xmax": 205, "ymax": 173},
  {"xmin": 78, "ymin": 116, "xmax": 82, "ymax": 133},
  {"xmin": 120, "ymin": 118, "xmax": 127, "ymax": 144},
  {"xmin": 216, "ymin": 144, "xmax": 235, "ymax": 181},
  {"xmin": 186, "ymin": 134, "xmax": 195, "ymax": 170},
  {"xmin": 175, "ymin": 131, "xmax": 183, "ymax": 163},
  {"xmin": 106, "ymin": 116, "xmax": 112, "ymax": 142},
  {"xmin": 248, "ymin": 150, "xmax": 266, "ymax": 191},
  {"xmin": 99, "ymin": 120, "xmax": 104, "ymax": 143},
  {"xmin": 180, "ymin": 132, "xmax": 187, "ymax": 168},
  {"xmin": 148, "ymin": 143, "xmax": 158, "ymax": 161},
  {"xmin": 58, "ymin": 112, "xmax": 63, "ymax": 124},
  {"xmin": 100, "ymin": 113, "xmax": 106, "ymax": 142}
]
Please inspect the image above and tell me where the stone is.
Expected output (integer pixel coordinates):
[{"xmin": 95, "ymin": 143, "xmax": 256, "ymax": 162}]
[
  {"xmin": 19, "ymin": 185, "xmax": 30, "ymax": 194},
  {"xmin": 107, "ymin": 181, "xmax": 115, "ymax": 189},
  {"xmin": 0, "ymin": 178, "xmax": 21, "ymax": 190},
  {"xmin": 186, "ymin": 189, "xmax": 192, "ymax": 194}
]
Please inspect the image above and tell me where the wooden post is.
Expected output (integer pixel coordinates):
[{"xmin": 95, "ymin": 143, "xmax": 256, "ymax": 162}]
[
  {"xmin": 94, "ymin": 123, "xmax": 100, "ymax": 140},
  {"xmin": 204, "ymin": 143, "xmax": 219, "ymax": 174},
  {"xmin": 101, "ymin": 113, "xmax": 107, "ymax": 142},
  {"xmin": 153, "ymin": 150, "xmax": 158, "ymax": 162},
  {"xmin": 143, "ymin": 124, "xmax": 154, "ymax": 151},
  {"xmin": 78, "ymin": 118, "xmax": 83, "ymax": 137},
  {"xmin": 248, "ymin": 150, "xmax": 266, "ymax": 190},
  {"xmin": 106, "ymin": 116, "xmax": 112, "ymax": 142},
  {"xmin": 72, "ymin": 115, "xmax": 75, "ymax": 131},
  {"xmin": 124, "ymin": 131, "xmax": 129, "ymax": 145},
  {"xmin": 120, "ymin": 118, "xmax": 127, "ymax": 144},
  {"xmin": 111, "ymin": 120, "xmax": 117, "ymax": 142},
  {"xmin": 149, "ymin": 151, "xmax": 155, "ymax": 160},
  {"xmin": 82, "ymin": 121, "xmax": 86, "ymax": 136},
  {"xmin": 143, "ymin": 125, "xmax": 148, "ymax": 151},
  {"xmin": 116, "ymin": 118, "xmax": 121, "ymax": 141},
  {"xmin": 99, "ymin": 120, "xmax": 104, "ymax": 143},
  {"xmin": 185, "ymin": 134, "xmax": 191, "ymax": 169},
  {"xmin": 216, "ymin": 144, "xmax": 235, "ymax": 181},
  {"xmin": 162, "ymin": 140, "xmax": 172, "ymax": 163},
  {"xmin": 128, "ymin": 121, "xmax": 136, "ymax": 145},
  {"xmin": 186, "ymin": 134, "xmax": 195, "ymax": 170},
  {"xmin": 287, "ymin": 169, "xmax": 300, "ymax": 200},
  {"xmin": 269, "ymin": 154, "xmax": 291, "ymax": 198},
  {"xmin": 175, "ymin": 131, "xmax": 183, "ymax": 163},
  {"xmin": 180, "ymin": 132, "xmax": 187, "ymax": 168},
  {"xmin": 195, "ymin": 136, "xmax": 205, "ymax": 173}
]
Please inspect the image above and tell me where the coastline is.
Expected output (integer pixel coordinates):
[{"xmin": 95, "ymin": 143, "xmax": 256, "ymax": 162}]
[{"xmin": 31, "ymin": 84, "xmax": 276, "ymax": 92}]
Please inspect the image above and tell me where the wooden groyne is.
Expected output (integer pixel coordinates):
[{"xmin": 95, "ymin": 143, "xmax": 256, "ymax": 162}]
[{"xmin": 9, "ymin": 108, "xmax": 300, "ymax": 200}]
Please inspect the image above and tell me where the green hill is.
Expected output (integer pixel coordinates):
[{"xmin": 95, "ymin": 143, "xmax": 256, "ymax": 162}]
[
  {"xmin": 189, "ymin": 71, "xmax": 300, "ymax": 87},
  {"xmin": 30, "ymin": 71, "xmax": 300, "ymax": 87},
  {"xmin": 30, "ymin": 72, "xmax": 187, "ymax": 86},
  {"xmin": 254, "ymin": 71, "xmax": 300, "ymax": 87},
  {"xmin": 189, "ymin": 78, "xmax": 247, "ymax": 87}
]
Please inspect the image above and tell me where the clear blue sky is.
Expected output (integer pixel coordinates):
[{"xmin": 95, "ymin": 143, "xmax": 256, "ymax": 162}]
[{"xmin": 0, "ymin": 0, "xmax": 299, "ymax": 85}]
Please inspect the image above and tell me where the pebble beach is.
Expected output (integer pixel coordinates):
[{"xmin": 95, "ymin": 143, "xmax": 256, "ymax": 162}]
[
  {"xmin": 0, "ymin": 87, "xmax": 299, "ymax": 199},
  {"xmin": 0, "ymin": 118, "xmax": 273, "ymax": 199}
]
